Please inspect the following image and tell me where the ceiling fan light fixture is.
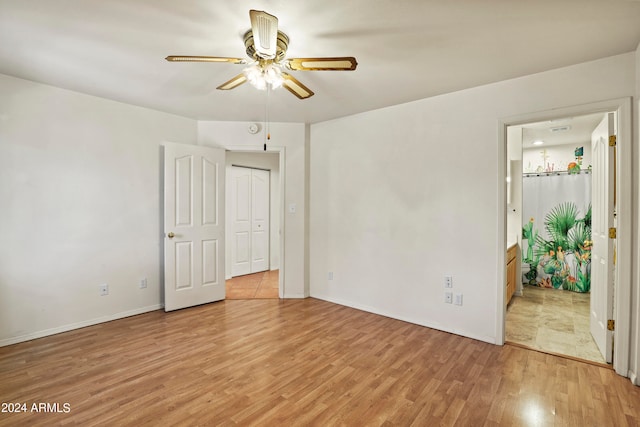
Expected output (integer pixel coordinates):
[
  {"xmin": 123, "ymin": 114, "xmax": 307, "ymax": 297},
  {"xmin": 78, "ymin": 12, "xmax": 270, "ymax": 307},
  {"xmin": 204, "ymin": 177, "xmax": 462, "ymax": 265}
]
[{"xmin": 243, "ymin": 62, "xmax": 284, "ymax": 90}]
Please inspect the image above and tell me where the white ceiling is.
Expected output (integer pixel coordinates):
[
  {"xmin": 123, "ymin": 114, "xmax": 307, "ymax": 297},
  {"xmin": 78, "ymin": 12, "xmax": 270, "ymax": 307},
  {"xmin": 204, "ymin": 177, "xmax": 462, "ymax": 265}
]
[
  {"xmin": 521, "ymin": 112, "xmax": 607, "ymax": 149},
  {"xmin": 1, "ymin": 0, "xmax": 639, "ymax": 124}
]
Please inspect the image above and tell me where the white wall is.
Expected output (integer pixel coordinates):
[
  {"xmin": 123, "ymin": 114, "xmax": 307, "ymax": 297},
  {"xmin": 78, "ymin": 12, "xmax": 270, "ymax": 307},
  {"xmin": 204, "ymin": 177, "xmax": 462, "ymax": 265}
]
[
  {"xmin": 225, "ymin": 152, "xmax": 280, "ymax": 277},
  {"xmin": 198, "ymin": 121, "xmax": 307, "ymax": 298},
  {"xmin": 309, "ymin": 53, "xmax": 636, "ymax": 344},
  {"xmin": 0, "ymin": 73, "xmax": 197, "ymax": 345}
]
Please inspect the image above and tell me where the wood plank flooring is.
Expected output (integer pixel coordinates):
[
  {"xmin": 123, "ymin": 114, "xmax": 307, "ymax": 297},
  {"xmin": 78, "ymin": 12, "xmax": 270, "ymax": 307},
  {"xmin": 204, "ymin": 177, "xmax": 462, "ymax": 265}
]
[
  {"xmin": 226, "ymin": 270, "xmax": 279, "ymax": 299},
  {"xmin": 1, "ymin": 298, "xmax": 639, "ymax": 426}
]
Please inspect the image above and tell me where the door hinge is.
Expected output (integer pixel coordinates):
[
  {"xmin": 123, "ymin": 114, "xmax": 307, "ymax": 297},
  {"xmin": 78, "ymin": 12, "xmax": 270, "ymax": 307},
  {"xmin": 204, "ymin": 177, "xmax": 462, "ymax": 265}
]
[
  {"xmin": 607, "ymin": 319, "xmax": 615, "ymax": 331},
  {"xmin": 609, "ymin": 135, "xmax": 617, "ymax": 146},
  {"xmin": 609, "ymin": 227, "xmax": 616, "ymax": 239}
]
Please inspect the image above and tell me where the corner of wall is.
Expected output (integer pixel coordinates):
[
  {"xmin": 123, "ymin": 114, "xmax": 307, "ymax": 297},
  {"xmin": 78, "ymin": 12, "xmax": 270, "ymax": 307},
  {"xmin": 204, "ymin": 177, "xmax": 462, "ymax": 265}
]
[
  {"xmin": 632, "ymin": 42, "xmax": 640, "ymax": 385},
  {"xmin": 304, "ymin": 124, "xmax": 311, "ymax": 297}
]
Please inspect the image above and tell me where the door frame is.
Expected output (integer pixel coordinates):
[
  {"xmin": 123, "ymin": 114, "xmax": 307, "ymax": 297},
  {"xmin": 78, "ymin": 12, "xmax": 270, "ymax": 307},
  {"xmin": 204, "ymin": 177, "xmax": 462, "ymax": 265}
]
[
  {"xmin": 225, "ymin": 145, "xmax": 286, "ymax": 298},
  {"xmin": 497, "ymin": 98, "xmax": 632, "ymax": 378}
]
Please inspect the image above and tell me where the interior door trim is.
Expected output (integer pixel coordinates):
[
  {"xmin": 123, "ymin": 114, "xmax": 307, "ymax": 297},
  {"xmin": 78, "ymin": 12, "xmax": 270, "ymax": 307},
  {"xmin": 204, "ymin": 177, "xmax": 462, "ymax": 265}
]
[{"xmin": 497, "ymin": 97, "xmax": 632, "ymax": 380}]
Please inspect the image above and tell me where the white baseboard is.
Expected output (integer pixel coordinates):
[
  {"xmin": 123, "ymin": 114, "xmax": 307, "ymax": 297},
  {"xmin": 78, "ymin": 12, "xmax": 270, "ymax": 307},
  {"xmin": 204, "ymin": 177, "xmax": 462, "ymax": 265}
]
[
  {"xmin": 283, "ymin": 293, "xmax": 307, "ymax": 299},
  {"xmin": 0, "ymin": 304, "xmax": 164, "ymax": 347},
  {"xmin": 310, "ymin": 293, "xmax": 497, "ymax": 345}
]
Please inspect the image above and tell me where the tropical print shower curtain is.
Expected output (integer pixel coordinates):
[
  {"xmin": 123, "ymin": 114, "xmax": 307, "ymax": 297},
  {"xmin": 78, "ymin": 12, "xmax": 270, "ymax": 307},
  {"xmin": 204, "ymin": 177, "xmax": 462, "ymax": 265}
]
[{"xmin": 522, "ymin": 172, "xmax": 592, "ymax": 292}]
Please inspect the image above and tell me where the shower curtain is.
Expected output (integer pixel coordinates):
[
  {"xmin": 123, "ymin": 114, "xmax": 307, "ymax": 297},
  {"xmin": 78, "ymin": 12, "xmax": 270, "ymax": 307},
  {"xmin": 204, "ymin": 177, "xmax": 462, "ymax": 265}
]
[{"xmin": 522, "ymin": 172, "xmax": 592, "ymax": 292}]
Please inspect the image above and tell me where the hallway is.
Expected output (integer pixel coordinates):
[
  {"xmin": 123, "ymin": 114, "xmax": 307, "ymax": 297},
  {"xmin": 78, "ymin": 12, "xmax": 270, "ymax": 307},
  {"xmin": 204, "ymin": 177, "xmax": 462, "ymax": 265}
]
[{"xmin": 225, "ymin": 270, "xmax": 279, "ymax": 299}]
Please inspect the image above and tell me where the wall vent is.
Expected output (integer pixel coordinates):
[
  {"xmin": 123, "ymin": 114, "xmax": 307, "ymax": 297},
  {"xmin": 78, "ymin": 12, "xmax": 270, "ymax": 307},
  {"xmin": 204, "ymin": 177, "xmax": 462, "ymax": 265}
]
[{"xmin": 549, "ymin": 125, "xmax": 571, "ymax": 133}]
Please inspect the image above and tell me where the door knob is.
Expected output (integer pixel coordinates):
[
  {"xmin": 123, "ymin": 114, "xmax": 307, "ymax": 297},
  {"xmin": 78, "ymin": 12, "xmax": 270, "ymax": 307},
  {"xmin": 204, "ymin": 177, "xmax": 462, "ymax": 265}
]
[{"xmin": 167, "ymin": 232, "xmax": 175, "ymax": 239}]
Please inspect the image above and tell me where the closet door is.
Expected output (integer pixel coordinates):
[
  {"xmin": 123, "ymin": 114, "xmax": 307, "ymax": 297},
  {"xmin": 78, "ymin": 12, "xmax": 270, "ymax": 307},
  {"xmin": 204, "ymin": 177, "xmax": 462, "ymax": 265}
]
[
  {"xmin": 231, "ymin": 166, "xmax": 270, "ymax": 277},
  {"xmin": 250, "ymin": 169, "xmax": 270, "ymax": 273},
  {"xmin": 231, "ymin": 167, "xmax": 251, "ymax": 276}
]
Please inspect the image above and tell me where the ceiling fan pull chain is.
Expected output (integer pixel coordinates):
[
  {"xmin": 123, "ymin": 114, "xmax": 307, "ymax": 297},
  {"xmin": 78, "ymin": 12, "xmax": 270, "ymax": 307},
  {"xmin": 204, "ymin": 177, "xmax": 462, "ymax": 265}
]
[{"xmin": 264, "ymin": 85, "xmax": 271, "ymax": 151}]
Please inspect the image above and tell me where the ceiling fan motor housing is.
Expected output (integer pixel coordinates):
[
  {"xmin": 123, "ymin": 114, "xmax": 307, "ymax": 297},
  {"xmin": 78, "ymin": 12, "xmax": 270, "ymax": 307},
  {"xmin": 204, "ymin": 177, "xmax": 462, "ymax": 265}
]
[{"xmin": 244, "ymin": 30, "xmax": 290, "ymax": 62}]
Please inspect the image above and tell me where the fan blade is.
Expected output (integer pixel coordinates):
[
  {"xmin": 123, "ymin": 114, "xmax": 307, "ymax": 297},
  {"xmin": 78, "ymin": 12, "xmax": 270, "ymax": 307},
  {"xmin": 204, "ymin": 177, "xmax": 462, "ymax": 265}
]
[
  {"xmin": 285, "ymin": 57, "xmax": 357, "ymax": 71},
  {"xmin": 216, "ymin": 74, "xmax": 248, "ymax": 90},
  {"xmin": 166, "ymin": 56, "xmax": 246, "ymax": 64},
  {"xmin": 281, "ymin": 73, "xmax": 314, "ymax": 99},
  {"xmin": 249, "ymin": 10, "xmax": 278, "ymax": 59}
]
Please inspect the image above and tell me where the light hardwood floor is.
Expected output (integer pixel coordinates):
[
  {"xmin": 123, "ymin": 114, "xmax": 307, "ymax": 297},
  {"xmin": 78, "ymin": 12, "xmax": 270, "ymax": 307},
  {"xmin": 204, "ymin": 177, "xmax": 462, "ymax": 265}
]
[
  {"xmin": 2, "ymin": 298, "xmax": 639, "ymax": 426},
  {"xmin": 226, "ymin": 270, "xmax": 279, "ymax": 299}
]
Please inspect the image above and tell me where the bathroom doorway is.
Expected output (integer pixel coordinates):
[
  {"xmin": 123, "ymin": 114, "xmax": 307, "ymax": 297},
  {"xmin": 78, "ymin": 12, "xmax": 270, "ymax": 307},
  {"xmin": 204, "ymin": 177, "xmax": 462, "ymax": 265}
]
[
  {"xmin": 505, "ymin": 111, "xmax": 611, "ymax": 365},
  {"xmin": 500, "ymin": 98, "xmax": 632, "ymax": 376}
]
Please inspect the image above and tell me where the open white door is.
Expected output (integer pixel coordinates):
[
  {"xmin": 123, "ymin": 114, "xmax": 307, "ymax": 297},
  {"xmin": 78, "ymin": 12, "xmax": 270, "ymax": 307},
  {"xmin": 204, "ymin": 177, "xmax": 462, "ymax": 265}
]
[
  {"xmin": 164, "ymin": 142, "xmax": 225, "ymax": 311},
  {"xmin": 590, "ymin": 113, "xmax": 614, "ymax": 363}
]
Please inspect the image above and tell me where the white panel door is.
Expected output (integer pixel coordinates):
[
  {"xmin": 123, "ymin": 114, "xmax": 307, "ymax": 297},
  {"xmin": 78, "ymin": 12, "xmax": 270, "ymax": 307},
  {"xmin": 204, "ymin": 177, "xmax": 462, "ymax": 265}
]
[
  {"xmin": 164, "ymin": 143, "xmax": 225, "ymax": 311},
  {"xmin": 231, "ymin": 167, "xmax": 252, "ymax": 276},
  {"xmin": 231, "ymin": 166, "xmax": 270, "ymax": 277},
  {"xmin": 590, "ymin": 113, "xmax": 614, "ymax": 363},
  {"xmin": 251, "ymin": 169, "xmax": 270, "ymax": 273}
]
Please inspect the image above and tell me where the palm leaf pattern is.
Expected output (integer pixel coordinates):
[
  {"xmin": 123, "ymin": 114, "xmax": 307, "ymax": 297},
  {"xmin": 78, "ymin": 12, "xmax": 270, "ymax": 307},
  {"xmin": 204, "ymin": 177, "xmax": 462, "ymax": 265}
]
[
  {"xmin": 544, "ymin": 202, "xmax": 577, "ymax": 248},
  {"xmin": 524, "ymin": 202, "xmax": 592, "ymax": 292}
]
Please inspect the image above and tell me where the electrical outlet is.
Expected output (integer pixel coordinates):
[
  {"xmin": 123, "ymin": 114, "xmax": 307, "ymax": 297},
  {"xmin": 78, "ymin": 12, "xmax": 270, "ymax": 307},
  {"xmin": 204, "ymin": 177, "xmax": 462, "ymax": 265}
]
[
  {"xmin": 454, "ymin": 293, "xmax": 463, "ymax": 306},
  {"xmin": 139, "ymin": 278, "xmax": 147, "ymax": 289},
  {"xmin": 444, "ymin": 275, "xmax": 453, "ymax": 288},
  {"xmin": 328, "ymin": 272, "xmax": 334, "ymax": 280},
  {"xmin": 99, "ymin": 284, "xmax": 109, "ymax": 296},
  {"xmin": 444, "ymin": 291, "xmax": 453, "ymax": 304}
]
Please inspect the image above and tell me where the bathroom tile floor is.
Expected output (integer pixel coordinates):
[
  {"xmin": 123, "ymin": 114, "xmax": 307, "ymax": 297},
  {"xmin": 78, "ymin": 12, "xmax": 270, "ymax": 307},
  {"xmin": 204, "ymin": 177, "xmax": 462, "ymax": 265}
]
[
  {"xmin": 226, "ymin": 270, "xmax": 279, "ymax": 299},
  {"xmin": 506, "ymin": 284, "xmax": 606, "ymax": 365}
]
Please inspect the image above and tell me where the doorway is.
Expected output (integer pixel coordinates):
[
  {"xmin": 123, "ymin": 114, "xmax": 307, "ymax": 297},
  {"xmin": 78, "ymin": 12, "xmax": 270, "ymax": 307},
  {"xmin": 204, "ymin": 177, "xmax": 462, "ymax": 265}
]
[
  {"xmin": 506, "ymin": 112, "xmax": 606, "ymax": 364},
  {"xmin": 225, "ymin": 151, "xmax": 281, "ymax": 299},
  {"xmin": 498, "ymin": 98, "xmax": 632, "ymax": 377}
]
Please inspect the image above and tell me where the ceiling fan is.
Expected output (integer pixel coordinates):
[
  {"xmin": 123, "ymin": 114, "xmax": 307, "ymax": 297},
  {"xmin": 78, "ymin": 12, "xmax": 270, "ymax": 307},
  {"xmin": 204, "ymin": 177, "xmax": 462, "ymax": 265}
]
[{"xmin": 166, "ymin": 10, "xmax": 358, "ymax": 100}]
